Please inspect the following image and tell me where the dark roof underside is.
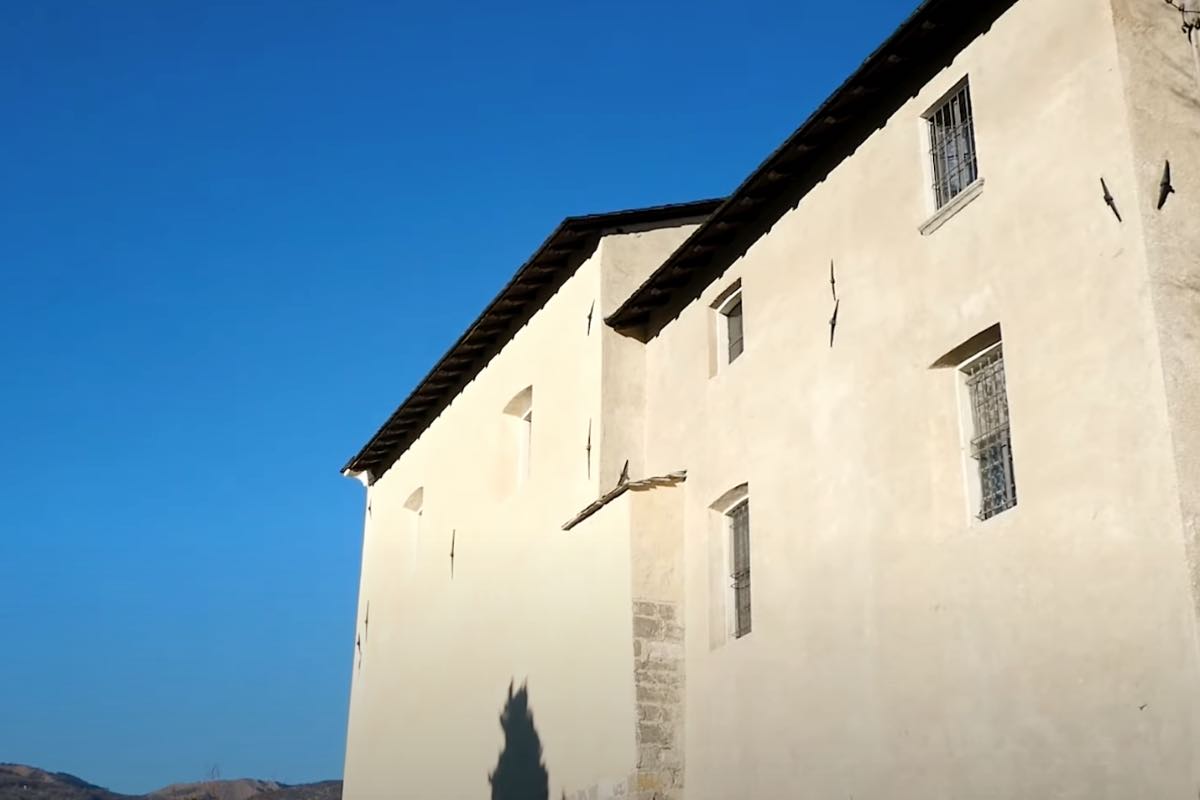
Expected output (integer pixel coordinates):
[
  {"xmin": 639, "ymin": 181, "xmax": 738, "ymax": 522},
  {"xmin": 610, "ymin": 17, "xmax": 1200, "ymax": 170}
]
[
  {"xmin": 343, "ymin": 199, "xmax": 722, "ymax": 482},
  {"xmin": 607, "ymin": 0, "xmax": 1019, "ymax": 337}
]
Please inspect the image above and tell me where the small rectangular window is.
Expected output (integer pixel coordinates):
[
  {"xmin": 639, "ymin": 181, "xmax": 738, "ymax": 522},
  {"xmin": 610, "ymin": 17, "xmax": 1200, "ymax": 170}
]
[
  {"xmin": 963, "ymin": 346, "xmax": 1016, "ymax": 520},
  {"xmin": 927, "ymin": 81, "xmax": 979, "ymax": 209},
  {"xmin": 729, "ymin": 500, "xmax": 751, "ymax": 638},
  {"xmin": 503, "ymin": 386, "xmax": 534, "ymax": 491},
  {"xmin": 725, "ymin": 298, "xmax": 744, "ymax": 362},
  {"xmin": 713, "ymin": 285, "xmax": 744, "ymax": 369}
]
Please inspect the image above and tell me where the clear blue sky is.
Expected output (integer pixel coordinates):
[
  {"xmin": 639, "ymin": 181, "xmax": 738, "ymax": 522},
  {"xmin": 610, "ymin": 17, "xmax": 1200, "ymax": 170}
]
[{"xmin": 0, "ymin": 0, "xmax": 916, "ymax": 792}]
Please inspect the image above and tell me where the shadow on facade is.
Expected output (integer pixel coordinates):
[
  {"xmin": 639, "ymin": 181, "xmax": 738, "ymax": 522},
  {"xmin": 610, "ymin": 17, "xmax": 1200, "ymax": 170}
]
[{"xmin": 489, "ymin": 680, "xmax": 549, "ymax": 800}]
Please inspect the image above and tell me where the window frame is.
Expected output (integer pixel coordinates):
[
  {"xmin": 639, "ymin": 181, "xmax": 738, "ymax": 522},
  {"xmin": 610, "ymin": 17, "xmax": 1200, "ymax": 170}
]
[
  {"xmin": 708, "ymin": 483, "xmax": 752, "ymax": 646},
  {"xmin": 402, "ymin": 486, "xmax": 424, "ymax": 575},
  {"xmin": 957, "ymin": 342, "xmax": 1017, "ymax": 522},
  {"xmin": 518, "ymin": 407, "xmax": 533, "ymax": 486},
  {"xmin": 727, "ymin": 499, "xmax": 752, "ymax": 639},
  {"xmin": 502, "ymin": 386, "xmax": 534, "ymax": 491},
  {"xmin": 924, "ymin": 78, "xmax": 980, "ymax": 211},
  {"xmin": 712, "ymin": 280, "xmax": 745, "ymax": 372}
]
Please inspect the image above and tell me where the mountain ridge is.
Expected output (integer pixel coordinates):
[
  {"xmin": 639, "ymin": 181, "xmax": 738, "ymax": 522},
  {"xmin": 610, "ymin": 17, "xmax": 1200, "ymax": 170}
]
[{"xmin": 0, "ymin": 765, "xmax": 340, "ymax": 800}]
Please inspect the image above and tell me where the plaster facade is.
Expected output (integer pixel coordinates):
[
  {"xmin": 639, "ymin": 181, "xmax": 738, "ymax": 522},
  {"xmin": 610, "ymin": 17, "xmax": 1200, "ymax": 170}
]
[
  {"xmin": 341, "ymin": 0, "xmax": 1200, "ymax": 797},
  {"xmin": 342, "ymin": 223, "xmax": 699, "ymax": 800}
]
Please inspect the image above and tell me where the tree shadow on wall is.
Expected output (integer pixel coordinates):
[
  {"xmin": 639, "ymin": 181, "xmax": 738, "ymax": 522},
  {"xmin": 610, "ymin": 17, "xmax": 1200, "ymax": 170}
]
[{"xmin": 488, "ymin": 680, "xmax": 549, "ymax": 800}]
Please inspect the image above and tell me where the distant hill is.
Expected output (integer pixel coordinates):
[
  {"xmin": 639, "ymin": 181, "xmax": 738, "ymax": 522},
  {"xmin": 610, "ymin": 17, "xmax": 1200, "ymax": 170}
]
[
  {"xmin": 251, "ymin": 784, "xmax": 341, "ymax": 800},
  {"xmin": 0, "ymin": 765, "xmax": 340, "ymax": 800},
  {"xmin": 0, "ymin": 764, "xmax": 128, "ymax": 800},
  {"xmin": 151, "ymin": 780, "xmax": 280, "ymax": 800}
]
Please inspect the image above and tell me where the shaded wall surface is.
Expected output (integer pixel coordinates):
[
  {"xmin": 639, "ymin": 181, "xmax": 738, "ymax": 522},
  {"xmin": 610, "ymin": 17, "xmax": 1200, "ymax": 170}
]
[{"xmin": 342, "ymin": 225, "xmax": 698, "ymax": 800}]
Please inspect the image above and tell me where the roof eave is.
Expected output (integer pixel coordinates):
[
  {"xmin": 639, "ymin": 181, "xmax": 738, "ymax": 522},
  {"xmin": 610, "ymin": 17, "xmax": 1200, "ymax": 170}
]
[
  {"xmin": 341, "ymin": 198, "xmax": 723, "ymax": 481},
  {"xmin": 606, "ymin": 0, "xmax": 1016, "ymax": 335}
]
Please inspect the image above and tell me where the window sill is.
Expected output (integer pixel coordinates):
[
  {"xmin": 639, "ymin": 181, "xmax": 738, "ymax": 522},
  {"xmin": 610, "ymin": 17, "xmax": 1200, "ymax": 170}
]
[
  {"xmin": 918, "ymin": 178, "xmax": 985, "ymax": 236},
  {"xmin": 967, "ymin": 499, "xmax": 1020, "ymax": 531},
  {"xmin": 711, "ymin": 352, "xmax": 745, "ymax": 381}
]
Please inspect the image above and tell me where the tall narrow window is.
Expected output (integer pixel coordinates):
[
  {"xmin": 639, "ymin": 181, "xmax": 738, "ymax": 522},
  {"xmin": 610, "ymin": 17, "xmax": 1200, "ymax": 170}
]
[
  {"xmin": 402, "ymin": 487, "xmax": 424, "ymax": 575},
  {"xmin": 712, "ymin": 281, "xmax": 744, "ymax": 370},
  {"xmin": 725, "ymin": 296, "xmax": 744, "ymax": 362},
  {"xmin": 518, "ymin": 408, "xmax": 533, "ymax": 483},
  {"xmin": 963, "ymin": 345, "xmax": 1016, "ymax": 520},
  {"xmin": 503, "ymin": 386, "xmax": 534, "ymax": 488},
  {"xmin": 728, "ymin": 499, "xmax": 751, "ymax": 638},
  {"xmin": 927, "ymin": 81, "xmax": 979, "ymax": 209}
]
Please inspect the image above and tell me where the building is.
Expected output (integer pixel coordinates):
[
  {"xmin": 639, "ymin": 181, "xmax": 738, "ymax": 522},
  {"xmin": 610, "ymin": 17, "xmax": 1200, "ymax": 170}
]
[{"xmin": 338, "ymin": 0, "xmax": 1200, "ymax": 797}]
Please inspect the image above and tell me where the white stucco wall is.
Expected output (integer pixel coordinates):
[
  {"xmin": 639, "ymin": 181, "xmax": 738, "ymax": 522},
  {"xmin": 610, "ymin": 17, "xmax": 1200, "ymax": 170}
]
[
  {"xmin": 342, "ymin": 223, "xmax": 700, "ymax": 800},
  {"xmin": 635, "ymin": 0, "xmax": 1200, "ymax": 796},
  {"xmin": 1110, "ymin": 0, "xmax": 1200, "ymax": 663},
  {"xmin": 341, "ymin": 0, "xmax": 1200, "ymax": 797}
]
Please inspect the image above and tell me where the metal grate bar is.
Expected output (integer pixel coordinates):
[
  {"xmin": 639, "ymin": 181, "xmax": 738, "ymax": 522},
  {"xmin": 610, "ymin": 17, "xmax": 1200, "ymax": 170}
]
[
  {"xmin": 964, "ymin": 347, "xmax": 1016, "ymax": 520},
  {"xmin": 729, "ymin": 500, "xmax": 752, "ymax": 638},
  {"xmin": 929, "ymin": 84, "xmax": 979, "ymax": 209}
]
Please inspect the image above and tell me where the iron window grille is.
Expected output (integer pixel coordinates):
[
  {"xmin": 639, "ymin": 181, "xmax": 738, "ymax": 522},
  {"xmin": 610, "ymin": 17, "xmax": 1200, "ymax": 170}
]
[
  {"xmin": 964, "ymin": 346, "xmax": 1017, "ymax": 520},
  {"xmin": 729, "ymin": 500, "xmax": 751, "ymax": 638},
  {"xmin": 928, "ymin": 82, "xmax": 979, "ymax": 209}
]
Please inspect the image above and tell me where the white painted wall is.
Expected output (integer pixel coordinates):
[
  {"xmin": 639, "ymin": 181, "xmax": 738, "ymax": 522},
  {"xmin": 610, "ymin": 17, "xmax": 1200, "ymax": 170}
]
[
  {"xmin": 634, "ymin": 0, "xmax": 1200, "ymax": 796},
  {"xmin": 342, "ymin": 0, "xmax": 1200, "ymax": 797},
  {"xmin": 342, "ymin": 224, "xmax": 699, "ymax": 800}
]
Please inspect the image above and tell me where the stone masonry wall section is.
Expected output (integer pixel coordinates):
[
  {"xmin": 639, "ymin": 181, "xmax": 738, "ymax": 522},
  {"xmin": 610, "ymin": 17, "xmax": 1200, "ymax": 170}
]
[
  {"xmin": 562, "ymin": 599, "xmax": 684, "ymax": 800},
  {"xmin": 632, "ymin": 599, "xmax": 684, "ymax": 800}
]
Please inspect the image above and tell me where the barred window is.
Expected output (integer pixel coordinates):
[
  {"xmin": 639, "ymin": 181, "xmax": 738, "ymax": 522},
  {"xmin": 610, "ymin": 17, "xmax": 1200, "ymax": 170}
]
[
  {"xmin": 963, "ymin": 346, "xmax": 1016, "ymax": 520},
  {"xmin": 927, "ymin": 82, "xmax": 979, "ymax": 209},
  {"xmin": 729, "ymin": 500, "xmax": 751, "ymax": 638}
]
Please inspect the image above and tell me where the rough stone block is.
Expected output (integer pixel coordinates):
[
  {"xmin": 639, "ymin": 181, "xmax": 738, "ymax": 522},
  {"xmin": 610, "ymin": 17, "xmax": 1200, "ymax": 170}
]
[
  {"xmin": 633, "ymin": 616, "xmax": 663, "ymax": 639},
  {"xmin": 636, "ymin": 745, "xmax": 659, "ymax": 768},
  {"xmin": 636, "ymin": 685, "xmax": 679, "ymax": 705},
  {"xmin": 643, "ymin": 640, "xmax": 682, "ymax": 661},
  {"xmin": 638, "ymin": 721, "xmax": 669, "ymax": 745},
  {"xmin": 635, "ymin": 669, "xmax": 676, "ymax": 691},
  {"xmin": 637, "ymin": 704, "xmax": 664, "ymax": 722},
  {"xmin": 633, "ymin": 600, "xmax": 658, "ymax": 617},
  {"xmin": 636, "ymin": 774, "xmax": 661, "ymax": 793},
  {"xmin": 638, "ymin": 656, "xmax": 682, "ymax": 675}
]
